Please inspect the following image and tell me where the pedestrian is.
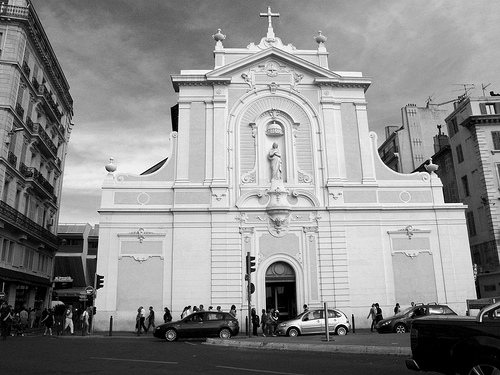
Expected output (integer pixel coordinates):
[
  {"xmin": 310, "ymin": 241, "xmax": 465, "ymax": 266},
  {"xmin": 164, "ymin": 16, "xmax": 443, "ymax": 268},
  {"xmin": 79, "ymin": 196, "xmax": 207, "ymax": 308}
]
[
  {"xmin": 146, "ymin": 306, "xmax": 155, "ymax": 332},
  {"xmin": 163, "ymin": 307, "xmax": 172, "ymax": 323},
  {"xmin": 208, "ymin": 306, "xmax": 213, "ymax": 311},
  {"xmin": 229, "ymin": 305, "xmax": 237, "ymax": 317},
  {"xmin": 29, "ymin": 308, "xmax": 36, "ymax": 329},
  {"xmin": 271, "ymin": 309, "xmax": 279, "ymax": 336},
  {"xmin": 367, "ymin": 303, "xmax": 377, "ymax": 332},
  {"xmin": 63, "ymin": 305, "xmax": 74, "ymax": 335},
  {"xmin": 394, "ymin": 303, "xmax": 401, "ymax": 315},
  {"xmin": 266, "ymin": 309, "xmax": 276, "ymax": 336},
  {"xmin": 187, "ymin": 305, "xmax": 193, "ymax": 315},
  {"xmin": 137, "ymin": 306, "xmax": 147, "ymax": 334},
  {"xmin": 251, "ymin": 308, "xmax": 259, "ymax": 336},
  {"xmin": 81, "ymin": 307, "xmax": 91, "ymax": 336},
  {"xmin": 261, "ymin": 308, "xmax": 268, "ymax": 337},
  {"xmin": 375, "ymin": 303, "xmax": 383, "ymax": 323},
  {"xmin": 40, "ymin": 308, "xmax": 53, "ymax": 336},
  {"xmin": 199, "ymin": 304, "xmax": 205, "ymax": 312},
  {"xmin": 0, "ymin": 300, "xmax": 12, "ymax": 340},
  {"xmin": 216, "ymin": 306, "xmax": 222, "ymax": 312},
  {"xmin": 19, "ymin": 307, "xmax": 28, "ymax": 335},
  {"xmin": 181, "ymin": 306, "xmax": 188, "ymax": 319}
]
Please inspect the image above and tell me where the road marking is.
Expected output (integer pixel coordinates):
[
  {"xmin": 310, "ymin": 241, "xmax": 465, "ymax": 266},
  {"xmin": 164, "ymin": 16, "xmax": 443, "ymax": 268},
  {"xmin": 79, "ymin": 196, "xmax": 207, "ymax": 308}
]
[
  {"xmin": 216, "ymin": 366, "xmax": 306, "ymax": 375},
  {"xmin": 90, "ymin": 357, "xmax": 178, "ymax": 365}
]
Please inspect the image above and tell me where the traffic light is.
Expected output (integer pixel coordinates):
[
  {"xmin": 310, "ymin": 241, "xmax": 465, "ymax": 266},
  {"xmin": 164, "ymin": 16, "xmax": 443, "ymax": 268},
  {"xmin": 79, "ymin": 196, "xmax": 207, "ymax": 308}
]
[
  {"xmin": 96, "ymin": 274, "xmax": 104, "ymax": 290},
  {"xmin": 246, "ymin": 253, "xmax": 256, "ymax": 274}
]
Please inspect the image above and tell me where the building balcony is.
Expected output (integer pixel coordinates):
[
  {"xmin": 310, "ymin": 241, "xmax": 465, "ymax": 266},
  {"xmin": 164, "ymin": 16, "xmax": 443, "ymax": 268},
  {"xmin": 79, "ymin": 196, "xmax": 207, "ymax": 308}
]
[
  {"xmin": 19, "ymin": 162, "xmax": 55, "ymax": 199},
  {"xmin": 0, "ymin": 200, "xmax": 59, "ymax": 250},
  {"xmin": 15, "ymin": 102, "xmax": 24, "ymax": 118},
  {"xmin": 30, "ymin": 122, "xmax": 58, "ymax": 158},
  {"xmin": 7, "ymin": 151, "xmax": 17, "ymax": 168},
  {"xmin": 0, "ymin": 4, "xmax": 29, "ymax": 19},
  {"xmin": 37, "ymin": 84, "xmax": 63, "ymax": 123},
  {"xmin": 22, "ymin": 61, "xmax": 31, "ymax": 77}
]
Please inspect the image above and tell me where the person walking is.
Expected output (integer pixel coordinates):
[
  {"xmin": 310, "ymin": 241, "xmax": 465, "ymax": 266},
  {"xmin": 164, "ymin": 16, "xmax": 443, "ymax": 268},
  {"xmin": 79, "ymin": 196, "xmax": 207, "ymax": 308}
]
[
  {"xmin": 394, "ymin": 303, "xmax": 401, "ymax": 315},
  {"xmin": 163, "ymin": 307, "xmax": 172, "ymax": 323},
  {"xmin": 81, "ymin": 307, "xmax": 91, "ymax": 336},
  {"xmin": 251, "ymin": 308, "xmax": 259, "ymax": 336},
  {"xmin": 137, "ymin": 306, "xmax": 147, "ymax": 335},
  {"xmin": 229, "ymin": 305, "xmax": 237, "ymax": 318},
  {"xmin": 375, "ymin": 303, "xmax": 383, "ymax": 323},
  {"xmin": 367, "ymin": 303, "xmax": 377, "ymax": 332},
  {"xmin": 41, "ymin": 308, "xmax": 53, "ymax": 336},
  {"xmin": 146, "ymin": 306, "xmax": 155, "ymax": 333},
  {"xmin": 261, "ymin": 308, "xmax": 269, "ymax": 337},
  {"xmin": 63, "ymin": 305, "xmax": 74, "ymax": 335},
  {"xmin": 0, "ymin": 300, "xmax": 12, "ymax": 340}
]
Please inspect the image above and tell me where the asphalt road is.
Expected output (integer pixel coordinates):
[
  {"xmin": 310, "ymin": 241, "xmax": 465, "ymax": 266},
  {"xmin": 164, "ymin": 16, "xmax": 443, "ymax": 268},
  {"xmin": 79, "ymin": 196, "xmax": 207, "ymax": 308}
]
[{"xmin": 0, "ymin": 335, "xmax": 439, "ymax": 375}]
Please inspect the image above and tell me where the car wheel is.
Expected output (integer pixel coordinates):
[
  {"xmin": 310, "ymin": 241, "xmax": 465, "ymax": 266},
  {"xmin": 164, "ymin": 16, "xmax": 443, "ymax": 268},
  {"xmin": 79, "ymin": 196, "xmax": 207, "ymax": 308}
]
[
  {"xmin": 335, "ymin": 326, "xmax": 347, "ymax": 336},
  {"xmin": 394, "ymin": 324, "xmax": 407, "ymax": 334},
  {"xmin": 288, "ymin": 328, "xmax": 299, "ymax": 337},
  {"xmin": 165, "ymin": 328, "xmax": 177, "ymax": 342},
  {"xmin": 461, "ymin": 358, "xmax": 500, "ymax": 375},
  {"xmin": 219, "ymin": 328, "xmax": 232, "ymax": 339}
]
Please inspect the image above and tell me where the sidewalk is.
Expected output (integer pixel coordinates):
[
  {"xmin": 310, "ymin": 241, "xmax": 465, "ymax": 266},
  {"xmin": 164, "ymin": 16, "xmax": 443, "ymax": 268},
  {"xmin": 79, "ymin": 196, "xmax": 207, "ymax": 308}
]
[
  {"xmin": 205, "ymin": 329, "xmax": 411, "ymax": 356},
  {"xmin": 46, "ymin": 328, "xmax": 411, "ymax": 356}
]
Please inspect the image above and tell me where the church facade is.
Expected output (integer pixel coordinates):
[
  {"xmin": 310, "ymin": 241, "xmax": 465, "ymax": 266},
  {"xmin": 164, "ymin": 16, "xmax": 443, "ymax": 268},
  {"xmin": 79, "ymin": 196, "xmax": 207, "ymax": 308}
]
[{"xmin": 95, "ymin": 10, "xmax": 475, "ymax": 331}]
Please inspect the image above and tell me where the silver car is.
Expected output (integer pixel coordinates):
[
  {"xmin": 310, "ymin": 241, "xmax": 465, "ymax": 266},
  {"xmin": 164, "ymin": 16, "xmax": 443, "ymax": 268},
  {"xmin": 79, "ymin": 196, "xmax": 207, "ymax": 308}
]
[{"xmin": 276, "ymin": 308, "xmax": 350, "ymax": 337}]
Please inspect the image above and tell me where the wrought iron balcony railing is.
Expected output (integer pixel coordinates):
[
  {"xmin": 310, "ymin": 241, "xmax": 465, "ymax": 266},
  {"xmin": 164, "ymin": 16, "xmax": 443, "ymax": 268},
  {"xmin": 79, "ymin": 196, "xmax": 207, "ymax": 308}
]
[
  {"xmin": 7, "ymin": 151, "xmax": 17, "ymax": 167},
  {"xmin": 0, "ymin": 200, "xmax": 59, "ymax": 249}
]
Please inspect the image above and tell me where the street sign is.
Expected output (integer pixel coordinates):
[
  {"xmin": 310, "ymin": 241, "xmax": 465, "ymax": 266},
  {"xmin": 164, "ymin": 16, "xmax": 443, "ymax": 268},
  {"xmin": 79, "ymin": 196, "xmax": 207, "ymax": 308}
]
[
  {"xmin": 85, "ymin": 286, "xmax": 95, "ymax": 295},
  {"xmin": 0, "ymin": 291, "xmax": 5, "ymax": 299}
]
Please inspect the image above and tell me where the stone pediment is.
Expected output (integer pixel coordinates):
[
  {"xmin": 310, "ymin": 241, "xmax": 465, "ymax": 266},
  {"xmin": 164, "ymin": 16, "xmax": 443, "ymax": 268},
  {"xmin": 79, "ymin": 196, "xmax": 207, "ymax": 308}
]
[{"xmin": 206, "ymin": 47, "xmax": 340, "ymax": 82}]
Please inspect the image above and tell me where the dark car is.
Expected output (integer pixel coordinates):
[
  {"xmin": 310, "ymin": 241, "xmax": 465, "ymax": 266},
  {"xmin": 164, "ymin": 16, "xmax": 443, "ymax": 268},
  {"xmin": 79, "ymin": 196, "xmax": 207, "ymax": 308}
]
[
  {"xmin": 153, "ymin": 311, "xmax": 239, "ymax": 341},
  {"xmin": 406, "ymin": 301, "xmax": 500, "ymax": 374},
  {"xmin": 375, "ymin": 303, "xmax": 456, "ymax": 333}
]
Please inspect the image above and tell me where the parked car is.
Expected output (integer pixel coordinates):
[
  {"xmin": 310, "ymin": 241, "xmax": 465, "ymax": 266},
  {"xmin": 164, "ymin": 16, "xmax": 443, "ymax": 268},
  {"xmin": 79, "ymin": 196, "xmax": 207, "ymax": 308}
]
[
  {"xmin": 276, "ymin": 308, "xmax": 350, "ymax": 337},
  {"xmin": 153, "ymin": 311, "xmax": 239, "ymax": 341},
  {"xmin": 375, "ymin": 303, "xmax": 456, "ymax": 333},
  {"xmin": 406, "ymin": 301, "xmax": 500, "ymax": 374}
]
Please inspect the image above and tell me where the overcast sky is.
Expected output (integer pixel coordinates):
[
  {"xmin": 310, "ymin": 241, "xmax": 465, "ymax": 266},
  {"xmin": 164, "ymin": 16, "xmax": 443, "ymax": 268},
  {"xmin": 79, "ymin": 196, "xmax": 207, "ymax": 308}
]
[{"xmin": 30, "ymin": 0, "xmax": 500, "ymax": 225}]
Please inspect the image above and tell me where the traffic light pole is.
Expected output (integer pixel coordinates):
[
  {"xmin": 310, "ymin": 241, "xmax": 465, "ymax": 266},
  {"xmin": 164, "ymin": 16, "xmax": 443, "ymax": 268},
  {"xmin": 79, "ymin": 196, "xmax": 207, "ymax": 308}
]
[{"xmin": 246, "ymin": 252, "xmax": 251, "ymax": 338}]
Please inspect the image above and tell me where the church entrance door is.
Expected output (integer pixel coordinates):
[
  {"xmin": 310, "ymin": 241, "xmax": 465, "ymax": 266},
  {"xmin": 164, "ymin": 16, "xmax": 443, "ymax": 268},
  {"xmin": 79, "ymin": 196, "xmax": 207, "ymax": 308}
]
[{"xmin": 265, "ymin": 262, "xmax": 296, "ymax": 321}]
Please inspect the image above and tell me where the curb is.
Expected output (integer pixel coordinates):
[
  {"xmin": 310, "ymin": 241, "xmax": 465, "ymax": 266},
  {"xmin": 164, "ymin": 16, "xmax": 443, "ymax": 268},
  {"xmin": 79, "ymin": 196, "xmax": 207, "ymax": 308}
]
[{"xmin": 204, "ymin": 338, "xmax": 411, "ymax": 356}]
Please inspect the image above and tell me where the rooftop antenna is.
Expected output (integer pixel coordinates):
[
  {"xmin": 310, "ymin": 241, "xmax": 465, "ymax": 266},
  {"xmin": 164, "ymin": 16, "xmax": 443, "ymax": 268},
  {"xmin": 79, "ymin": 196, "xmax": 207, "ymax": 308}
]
[
  {"xmin": 482, "ymin": 83, "xmax": 491, "ymax": 96},
  {"xmin": 425, "ymin": 93, "xmax": 435, "ymax": 107},
  {"xmin": 453, "ymin": 83, "xmax": 475, "ymax": 99}
]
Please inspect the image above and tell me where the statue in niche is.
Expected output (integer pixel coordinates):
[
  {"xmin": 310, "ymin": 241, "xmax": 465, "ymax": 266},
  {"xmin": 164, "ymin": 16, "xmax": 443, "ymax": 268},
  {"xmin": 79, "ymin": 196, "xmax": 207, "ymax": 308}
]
[{"xmin": 268, "ymin": 142, "xmax": 282, "ymax": 180}]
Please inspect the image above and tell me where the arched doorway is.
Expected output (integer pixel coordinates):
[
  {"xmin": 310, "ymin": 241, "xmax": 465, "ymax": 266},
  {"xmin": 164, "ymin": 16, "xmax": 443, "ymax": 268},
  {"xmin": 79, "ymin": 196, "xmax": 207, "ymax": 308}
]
[{"xmin": 265, "ymin": 262, "xmax": 297, "ymax": 320}]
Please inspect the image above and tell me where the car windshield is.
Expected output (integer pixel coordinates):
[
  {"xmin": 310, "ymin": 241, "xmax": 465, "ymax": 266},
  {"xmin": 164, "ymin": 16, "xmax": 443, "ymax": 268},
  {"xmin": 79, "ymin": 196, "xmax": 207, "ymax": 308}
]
[{"xmin": 395, "ymin": 307, "xmax": 414, "ymax": 317}]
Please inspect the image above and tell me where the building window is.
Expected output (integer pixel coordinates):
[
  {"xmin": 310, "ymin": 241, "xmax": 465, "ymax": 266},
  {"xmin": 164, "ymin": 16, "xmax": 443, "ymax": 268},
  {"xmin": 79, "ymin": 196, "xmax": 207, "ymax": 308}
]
[
  {"xmin": 456, "ymin": 144, "xmax": 464, "ymax": 164},
  {"xmin": 448, "ymin": 118, "xmax": 459, "ymax": 137},
  {"xmin": 486, "ymin": 104, "xmax": 497, "ymax": 115},
  {"xmin": 466, "ymin": 211, "xmax": 477, "ymax": 237},
  {"xmin": 462, "ymin": 175, "xmax": 470, "ymax": 197},
  {"xmin": 492, "ymin": 131, "xmax": 500, "ymax": 150}
]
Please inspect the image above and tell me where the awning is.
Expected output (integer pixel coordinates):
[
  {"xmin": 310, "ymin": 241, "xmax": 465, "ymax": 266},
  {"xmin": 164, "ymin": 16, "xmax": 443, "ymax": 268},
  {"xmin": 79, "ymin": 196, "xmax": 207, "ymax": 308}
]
[{"xmin": 0, "ymin": 267, "xmax": 52, "ymax": 286}]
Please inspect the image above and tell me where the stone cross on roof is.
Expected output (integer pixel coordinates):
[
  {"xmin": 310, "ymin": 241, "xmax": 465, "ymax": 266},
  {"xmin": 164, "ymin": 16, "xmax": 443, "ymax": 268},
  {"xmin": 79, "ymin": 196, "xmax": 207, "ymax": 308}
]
[{"xmin": 260, "ymin": 6, "xmax": 279, "ymax": 38}]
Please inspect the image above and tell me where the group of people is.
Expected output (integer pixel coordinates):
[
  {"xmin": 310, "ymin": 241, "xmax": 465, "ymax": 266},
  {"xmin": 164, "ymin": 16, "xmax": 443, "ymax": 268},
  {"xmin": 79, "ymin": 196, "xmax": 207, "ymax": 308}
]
[
  {"xmin": 0, "ymin": 301, "xmax": 46, "ymax": 339},
  {"xmin": 0, "ymin": 300, "xmax": 93, "ymax": 339},
  {"xmin": 135, "ymin": 306, "xmax": 174, "ymax": 335},
  {"xmin": 179, "ymin": 304, "xmax": 238, "ymax": 319},
  {"xmin": 367, "ymin": 303, "xmax": 384, "ymax": 331}
]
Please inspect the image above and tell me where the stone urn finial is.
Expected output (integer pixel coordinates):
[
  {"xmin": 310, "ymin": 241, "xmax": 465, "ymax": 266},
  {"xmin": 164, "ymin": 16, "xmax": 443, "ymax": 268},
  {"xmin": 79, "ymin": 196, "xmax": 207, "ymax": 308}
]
[
  {"xmin": 212, "ymin": 28, "xmax": 226, "ymax": 42},
  {"xmin": 314, "ymin": 31, "xmax": 327, "ymax": 44},
  {"xmin": 105, "ymin": 157, "xmax": 117, "ymax": 173},
  {"xmin": 425, "ymin": 158, "xmax": 438, "ymax": 174}
]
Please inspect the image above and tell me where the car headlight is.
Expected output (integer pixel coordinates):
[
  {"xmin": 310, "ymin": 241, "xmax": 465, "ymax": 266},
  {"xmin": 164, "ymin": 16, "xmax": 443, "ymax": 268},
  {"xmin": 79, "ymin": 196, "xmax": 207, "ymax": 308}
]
[{"xmin": 380, "ymin": 320, "xmax": 392, "ymax": 326}]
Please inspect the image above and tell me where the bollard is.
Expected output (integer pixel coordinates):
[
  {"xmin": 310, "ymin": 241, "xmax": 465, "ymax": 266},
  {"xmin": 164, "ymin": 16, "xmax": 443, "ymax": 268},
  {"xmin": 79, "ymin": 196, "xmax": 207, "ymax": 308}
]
[
  {"xmin": 109, "ymin": 316, "xmax": 113, "ymax": 336},
  {"xmin": 351, "ymin": 314, "xmax": 356, "ymax": 333}
]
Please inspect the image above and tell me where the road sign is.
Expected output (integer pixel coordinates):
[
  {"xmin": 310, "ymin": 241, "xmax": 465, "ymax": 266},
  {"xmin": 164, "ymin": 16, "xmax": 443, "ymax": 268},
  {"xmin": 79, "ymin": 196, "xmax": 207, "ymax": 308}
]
[
  {"xmin": 85, "ymin": 286, "xmax": 95, "ymax": 295},
  {"xmin": 0, "ymin": 291, "xmax": 5, "ymax": 299}
]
